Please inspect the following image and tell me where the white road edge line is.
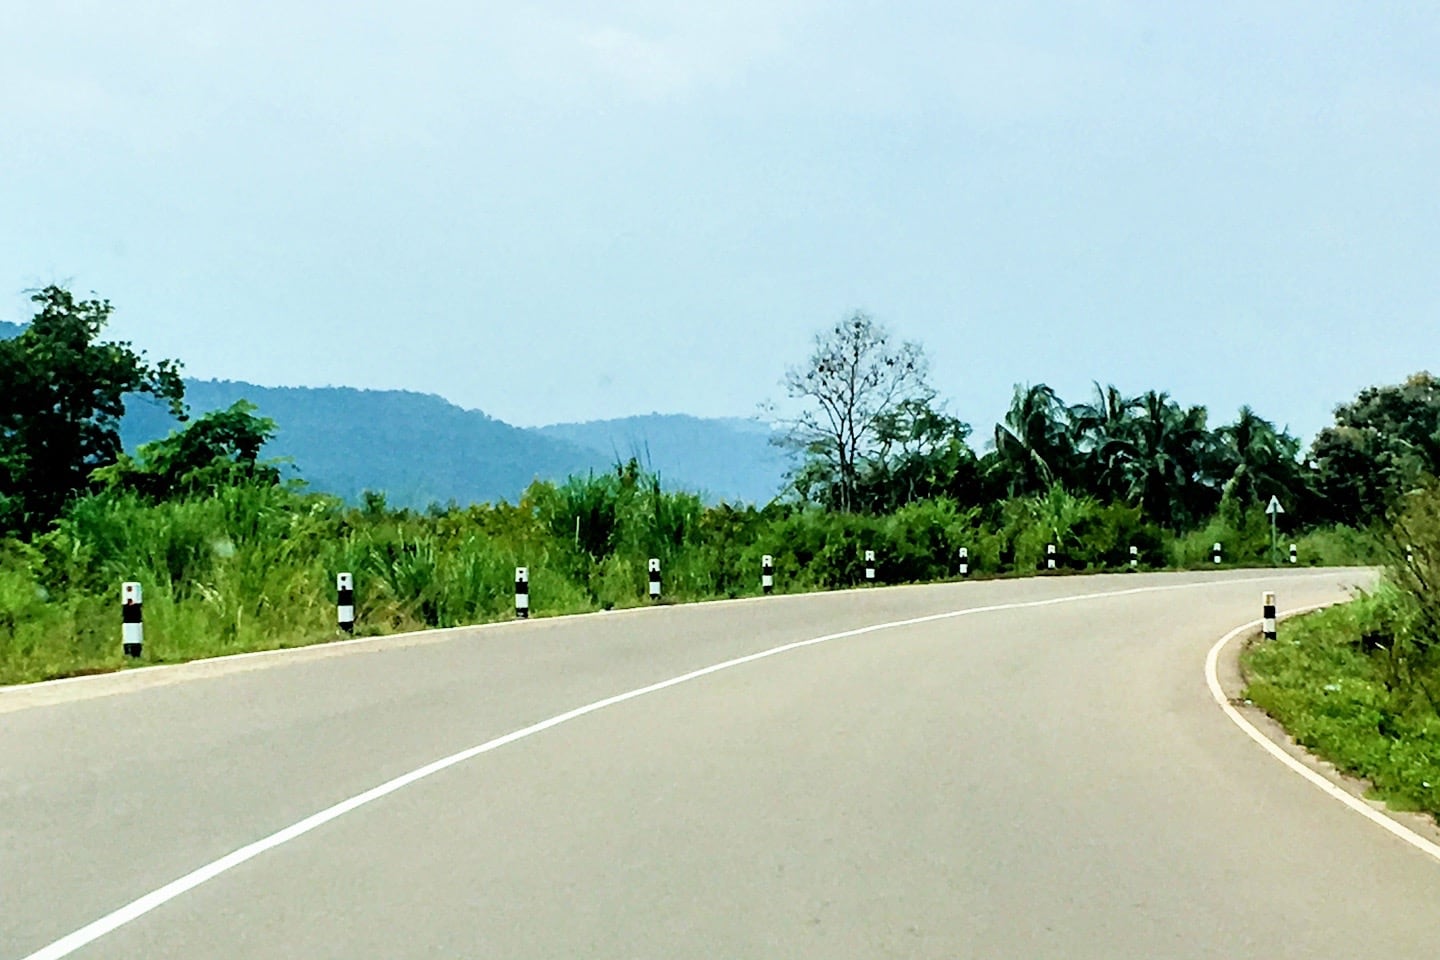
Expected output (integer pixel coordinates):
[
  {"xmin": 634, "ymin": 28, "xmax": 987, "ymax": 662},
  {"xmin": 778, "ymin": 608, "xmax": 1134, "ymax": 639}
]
[
  {"xmin": 1205, "ymin": 605, "xmax": 1440, "ymax": 864},
  {"xmin": 20, "ymin": 572, "xmax": 1328, "ymax": 960}
]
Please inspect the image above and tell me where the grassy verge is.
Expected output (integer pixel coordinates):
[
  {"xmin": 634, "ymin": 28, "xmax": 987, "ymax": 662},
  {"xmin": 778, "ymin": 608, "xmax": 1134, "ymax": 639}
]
[
  {"xmin": 1242, "ymin": 591, "xmax": 1440, "ymax": 817},
  {"xmin": 0, "ymin": 556, "xmax": 1137, "ymax": 687},
  {"xmin": 0, "ymin": 473, "xmax": 1377, "ymax": 687}
]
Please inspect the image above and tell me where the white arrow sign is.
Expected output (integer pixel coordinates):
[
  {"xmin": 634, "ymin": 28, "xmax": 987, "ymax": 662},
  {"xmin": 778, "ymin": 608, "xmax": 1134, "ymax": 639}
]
[{"xmin": 1266, "ymin": 495, "xmax": 1285, "ymax": 515}]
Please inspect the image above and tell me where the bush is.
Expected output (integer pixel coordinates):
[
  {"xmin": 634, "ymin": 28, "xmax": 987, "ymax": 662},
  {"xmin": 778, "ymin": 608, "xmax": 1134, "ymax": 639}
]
[
  {"xmin": 1293, "ymin": 525, "xmax": 1383, "ymax": 567},
  {"xmin": 1388, "ymin": 481, "xmax": 1440, "ymax": 676},
  {"xmin": 0, "ymin": 468, "xmax": 1380, "ymax": 685}
]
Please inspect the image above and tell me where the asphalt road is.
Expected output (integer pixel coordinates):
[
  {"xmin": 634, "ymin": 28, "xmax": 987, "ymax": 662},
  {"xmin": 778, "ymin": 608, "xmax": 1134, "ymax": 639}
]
[{"xmin": 6, "ymin": 568, "xmax": 1438, "ymax": 959}]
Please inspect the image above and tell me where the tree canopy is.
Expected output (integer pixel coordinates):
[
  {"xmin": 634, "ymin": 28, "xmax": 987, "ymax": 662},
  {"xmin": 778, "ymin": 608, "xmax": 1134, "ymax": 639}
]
[
  {"xmin": 93, "ymin": 401, "xmax": 281, "ymax": 500},
  {"xmin": 0, "ymin": 286, "xmax": 184, "ymax": 532},
  {"xmin": 776, "ymin": 312, "xmax": 936, "ymax": 512},
  {"xmin": 777, "ymin": 315, "xmax": 1341, "ymax": 529},
  {"xmin": 4, "ymin": 288, "xmax": 1435, "ymax": 539},
  {"xmin": 1310, "ymin": 373, "xmax": 1440, "ymax": 525}
]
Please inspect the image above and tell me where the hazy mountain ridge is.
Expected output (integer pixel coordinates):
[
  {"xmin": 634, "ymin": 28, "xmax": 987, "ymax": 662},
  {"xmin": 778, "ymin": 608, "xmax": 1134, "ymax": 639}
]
[
  {"xmin": 1, "ymin": 316, "xmax": 790, "ymax": 505},
  {"xmin": 119, "ymin": 380, "xmax": 615, "ymax": 507},
  {"xmin": 537, "ymin": 414, "xmax": 789, "ymax": 504},
  {"xmin": 117, "ymin": 381, "xmax": 789, "ymax": 507}
]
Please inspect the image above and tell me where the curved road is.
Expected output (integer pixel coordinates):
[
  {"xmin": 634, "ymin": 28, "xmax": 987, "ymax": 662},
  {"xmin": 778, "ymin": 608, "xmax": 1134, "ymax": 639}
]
[{"xmin": 5, "ymin": 569, "xmax": 1438, "ymax": 958}]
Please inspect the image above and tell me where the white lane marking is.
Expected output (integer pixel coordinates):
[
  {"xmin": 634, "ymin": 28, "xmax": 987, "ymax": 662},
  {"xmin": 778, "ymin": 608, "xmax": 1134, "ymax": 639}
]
[
  {"xmin": 22, "ymin": 572, "xmax": 1334, "ymax": 960},
  {"xmin": 1206, "ymin": 607, "xmax": 1440, "ymax": 864}
]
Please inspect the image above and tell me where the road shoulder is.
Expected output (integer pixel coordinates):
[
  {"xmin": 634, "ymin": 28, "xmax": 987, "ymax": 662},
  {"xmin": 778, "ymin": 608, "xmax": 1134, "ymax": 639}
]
[{"xmin": 1213, "ymin": 614, "xmax": 1440, "ymax": 851}]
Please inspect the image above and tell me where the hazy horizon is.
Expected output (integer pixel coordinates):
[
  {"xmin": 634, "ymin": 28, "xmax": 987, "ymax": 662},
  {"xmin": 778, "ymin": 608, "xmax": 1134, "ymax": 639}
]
[
  {"xmin": 4, "ymin": 2, "xmax": 1436, "ymax": 444},
  {"xmin": 0, "ymin": 302, "xmax": 1425, "ymax": 446}
]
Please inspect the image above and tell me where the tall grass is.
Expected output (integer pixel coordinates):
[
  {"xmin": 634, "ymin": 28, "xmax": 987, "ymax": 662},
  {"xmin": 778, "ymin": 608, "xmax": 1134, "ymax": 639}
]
[{"xmin": 0, "ymin": 470, "xmax": 1377, "ymax": 685}]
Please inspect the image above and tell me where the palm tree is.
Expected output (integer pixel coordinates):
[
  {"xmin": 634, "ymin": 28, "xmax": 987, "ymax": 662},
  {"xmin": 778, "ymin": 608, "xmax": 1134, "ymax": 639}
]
[
  {"xmin": 992, "ymin": 383, "xmax": 1073, "ymax": 497},
  {"xmin": 1214, "ymin": 406, "xmax": 1302, "ymax": 511},
  {"xmin": 1068, "ymin": 382, "xmax": 1141, "ymax": 500},
  {"xmin": 1118, "ymin": 392, "xmax": 1214, "ymax": 528}
]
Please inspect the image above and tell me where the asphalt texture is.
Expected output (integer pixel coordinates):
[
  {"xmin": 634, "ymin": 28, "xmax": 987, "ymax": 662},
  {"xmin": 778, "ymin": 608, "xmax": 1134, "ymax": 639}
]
[{"xmin": 7, "ymin": 568, "xmax": 1438, "ymax": 959}]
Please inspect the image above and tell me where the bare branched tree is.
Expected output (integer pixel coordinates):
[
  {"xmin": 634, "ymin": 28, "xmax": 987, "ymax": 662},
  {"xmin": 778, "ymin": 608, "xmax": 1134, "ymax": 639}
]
[{"xmin": 774, "ymin": 312, "xmax": 932, "ymax": 512}]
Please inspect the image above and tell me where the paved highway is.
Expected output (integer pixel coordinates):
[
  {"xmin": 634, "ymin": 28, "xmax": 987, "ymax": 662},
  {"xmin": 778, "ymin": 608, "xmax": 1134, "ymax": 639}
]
[{"xmin": 6, "ymin": 568, "xmax": 1438, "ymax": 958}]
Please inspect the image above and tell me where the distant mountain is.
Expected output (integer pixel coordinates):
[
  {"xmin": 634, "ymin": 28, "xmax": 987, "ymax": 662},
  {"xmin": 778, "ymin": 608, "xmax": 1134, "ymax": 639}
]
[
  {"xmin": 117, "ymin": 382, "xmax": 790, "ymax": 507},
  {"xmin": 537, "ymin": 414, "xmax": 791, "ymax": 505},
  {"xmin": 120, "ymin": 380, "xmax": 612, "ymax": 508},
  {"xmin": 2, "ymin": 319, "xmax": 793, "ymax": 505}
]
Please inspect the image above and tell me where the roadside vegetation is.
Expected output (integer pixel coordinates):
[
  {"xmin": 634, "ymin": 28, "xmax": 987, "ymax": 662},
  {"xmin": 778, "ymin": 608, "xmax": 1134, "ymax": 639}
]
[
  {"xmin": 1, "ymin": 287, "xmax": 1431, "ymax": 686},
  {"xmin": 1243, "ymin": 483, "xmax": 1440, "ymax": 817}
]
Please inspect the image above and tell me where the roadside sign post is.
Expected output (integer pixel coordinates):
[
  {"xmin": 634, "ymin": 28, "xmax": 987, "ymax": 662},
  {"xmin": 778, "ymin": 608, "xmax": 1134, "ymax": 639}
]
[{"xmin": 1265, "ymin": 495, "xmax": 1285, "ymax": 567}]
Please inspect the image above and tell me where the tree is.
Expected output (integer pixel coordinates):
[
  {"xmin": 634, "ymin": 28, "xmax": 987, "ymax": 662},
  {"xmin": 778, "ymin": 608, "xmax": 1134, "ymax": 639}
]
[
  {"xmin": 1310, "ymin": 373, "xmax": 1440, "ymax": 524},
  {"xmin": 990, "ymin": 383, "xmax": 1073, "ymax": 497},
  {"xmin": 1067, "ymin": 382, "xmax": 1142, "ymax": 500},
  {"xmin": 853, "ymin": 398, "xmax": 979, "ymax": 512},
  {"xmin": 1212, "ymin": 405, "xmax": 1303, "ymax": 513},
  {"xmin": 0, "ymin": 286, "xmax": 184, "ymax": 531},
  {"xmin": 1117, "ymin": 391, "xmax": 1214, "ymax": 528},
  {"xmin": 776, "ymin": 312, "xmax": 932, "ymax": 512},
  {"xmin": 94, "ymin": 401, "xmax": 280, "ymax": 498}
]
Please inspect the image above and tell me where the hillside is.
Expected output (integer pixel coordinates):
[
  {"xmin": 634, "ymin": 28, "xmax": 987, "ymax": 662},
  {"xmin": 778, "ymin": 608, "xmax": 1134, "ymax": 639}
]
[
  {"xmin": 2, "ymin": 316, "xmax": 791, "ymax": 506},
  {"xmin": 118, "ymin": 382, "xmax": 791, "ymax": 507},
  {"xmin": 120, "ymin": 381, "xmax": 612, "ymax": 508},
  {"xmin": 537, "ymin": 414, "xmax": 790, "ymax": 505}
]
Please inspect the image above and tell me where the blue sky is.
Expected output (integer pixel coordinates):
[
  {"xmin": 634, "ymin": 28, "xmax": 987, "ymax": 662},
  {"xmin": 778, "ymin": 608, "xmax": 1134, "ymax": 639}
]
[{"xmin": 2, "ymin": 1, "xmax": 1436, "ymax": 442}]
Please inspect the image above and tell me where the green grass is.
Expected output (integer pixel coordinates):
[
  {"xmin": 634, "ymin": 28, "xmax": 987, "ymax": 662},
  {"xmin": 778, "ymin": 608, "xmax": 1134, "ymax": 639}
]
[
  {"xmin": 1242, "ymin": 592, "xmax": 1440, "ymax": 816},
  {"xmin": 0, "ymin": 472, "xmax": 1381, "ymax": 687}
]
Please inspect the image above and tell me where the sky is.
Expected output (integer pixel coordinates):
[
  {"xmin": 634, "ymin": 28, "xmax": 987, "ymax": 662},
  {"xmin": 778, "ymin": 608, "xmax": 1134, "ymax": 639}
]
[{"xmin": 2, "ymin": 1, "xmax": 1437, "ymax": 444}]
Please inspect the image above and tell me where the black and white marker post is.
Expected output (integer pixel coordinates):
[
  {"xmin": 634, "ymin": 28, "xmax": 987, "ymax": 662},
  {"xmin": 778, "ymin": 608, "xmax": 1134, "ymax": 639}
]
[
  {"xmin": 1289, "ymin": 543, "xmax": 1298, "ymax": 565},
  {"xmin": 336, "ymin": 573, "xmax": 355, "ymax": 634},
  {"xmin": 864, "ymin": 550, "xmax": 876, "ymax": 583},
  {"xmin": 1212, "ymin": 542, "xmax": 1222, "ymax": 565},
  {"xmin": 648, "ymin": 558, "xmax": 661, "ymax": 601},
  {"xmin": 762, "ymin": 555, "xmax": 774, "ymax": 595},
  {"xmin": 1046, "ymin": 544, "xmax": 1056, "ymax": 571},
  {"xmin": 1262, "ymin": 591, "xmax": 1277, "ymax": 641},
  {"xmin": 515, "ymin": 566, "xmax": 529, "ymax": 619},
  {"xmin": 1129, "ymin": 545, "xmax": 1139, "ymax": 569},
  {"xmin": 121, "ymin": 581, "xmax": 143, "ymax": 658},
  {"xmin": 959, "ymin": 547, "xmax": 969, "ymax": 578}
]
